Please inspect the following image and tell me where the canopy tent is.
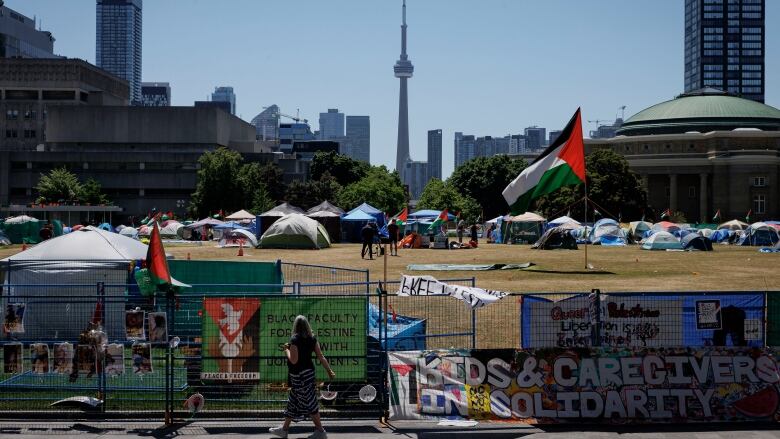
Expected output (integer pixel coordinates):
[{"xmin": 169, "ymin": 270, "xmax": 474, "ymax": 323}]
[
  {"xmin": 213, "ymin": 221, "xmax": 249, "ymax": 230},
  {"xmin": 682, "ymin": 234, "xmax": 714, "ymax": 251},
  {"xmin": 408, "ymin": 209, "xmax": 456, "ymax": 221},
  {"xmin": 629, "ymin": 221, "xmax": 653, "ymax": 240},
  {"xmin": 532, "ymin": 227, "xmax": 578, "ymax": 250},
  {"xmin": 159, "ymin": 221, "xmax": 184, "ymax": 239},
  {"xmin": 258, "ymin": 202, "xmax": 304, "ymax": 235},
  {"xmin": 347, "ymin": 202, "xmax": 386, "ymax": 228},
  {"xmin": 502, "ymin": 212, "xmax": 546, "ymax": 244},
  {"xmin": 641, "ymin": 231, "xmax": 683, "ymax": 250},
  {"xmin": 340, "ymin": 209, "xmax": 377, "ymax": 243},
  {"xmin": 306, "ymin": 201, "xmax": 344, "ymax": 242},
  {"xmin": 591, "ymin": 218, "xmax": 627, "ymax": 246},
  {"xmin": 547, "ymin": 215, "xmax": 581, "ymax": 229},
  {"xmin": 738, "ymin": 222, "xmax": 780, "ymax": 246},
  {"xmin": 225, "ymin": 209, "xmax": 256, "ymax": 221},
  {"xmin": 184, "ymin": 217, "xmax": 224, "ymax": 229},
  {"xmin": 718, "ymin": 219, "xmax": 749, "ymax": 231},
  {"xmin": 259, "ymin": 213, "xmax": 331, "ymax": 249},
  {"xmin": 2, "ymin": 226, "xmax": 149, "ymax": 340},
  {"xmin": 219, "ymin": 228, "xmax": 258, "ymax": 248}
]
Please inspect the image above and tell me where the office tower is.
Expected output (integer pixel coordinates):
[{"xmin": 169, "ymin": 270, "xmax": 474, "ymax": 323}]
[
  {"xmin": 427, "ymin": 129, "xmax": 442, "ymax": 180},
  {"xmin": 319, "ymin": 108, "xmax": 345, "ymax": 140},
  {"xmin": 524, "ymin": 126, "xmax": 546, "ymax": 150},
  {"xmin": 211, "ymin": 86, "xmax": 236, "ymax": 115},
  {"xmin": 394, "ymin": 0, "xmax": 414, "ymax": 180},
  {"xmin": 346, "ymin": 115, "xmax": 370, "ymax": 163},
  {"xmin": 141, "ymin": 82, "xmax": 170, "ymax": 106},
  {"xmin": 684, "ymin": 0, "xmax": 765, "ymax": 102},
  {"xmin": 251, "ymin": 105, "xmax": 280, "ymax": 140},
  {"xmin": 96, "ymin": 0, "xmax": 142, "ymax": 104},
  {"xmin": 405, "ymin": 160, "xmax": 428, "ymax": 199},
  {"xmin": 509, "ymin": 135, "xmax": 526, "ymax": 155},
  {"xmin": 548, "ymin": 130, "xmax": 563, "ymax": 145},
  {"xmin": 454, "ymin": 134, "xmax": 476, "ymax": 168},
  {"xmin": 0, "ymin": 3, "xmax": 57, "ymax": 58}
]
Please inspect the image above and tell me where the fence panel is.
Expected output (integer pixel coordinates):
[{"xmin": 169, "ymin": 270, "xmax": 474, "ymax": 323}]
[{"xmin": 281, "ymin": 262, "xmax": 369, "ymax": 295}]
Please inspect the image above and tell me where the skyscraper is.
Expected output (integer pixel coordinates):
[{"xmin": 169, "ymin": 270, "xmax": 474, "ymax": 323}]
[
  {"xmin": 96, "ymin": 0, "xmax": 142, "ymax": 104},
  {"xmin": 346, "ymin": 116, "xmax": 371, "ymax": 163},
  {"xmin": 0, "ymin": 3, "xmax": 57, "ymax": 58},
  {"xmin": 405, "ymin": 160, "xmax": 428, "ymax": 200},
  {"xmin": 454, "ymin": 134, "xmax": 476, "ymax": 168},
  {"xmin": 141, "ymin": 82, "xmax": 170, "ymax": 106},
  {"xmin": 319, "ymin": 108, "xmax": 345, "ymax": 140},
  {"xmin": 524, "ymin": 126, "xmax": 546, "ymax": 150},
  {"xmin": 684, "ymin": 0, "xmax": 765, "ymax": 103},
  {"xmin": 394, "ymin": 0, "xmax": 414, "ymax": 181},
  {"xmin": 211, "ymin": 86, "xmax": 236, "ymax": 114},
  {"xmin": 251, "ymin": 105, "xmax": 280, "ymax": 141},
  {"xmin": 427, "ymin": 129, "xmax": 442, "ymax": 181}
]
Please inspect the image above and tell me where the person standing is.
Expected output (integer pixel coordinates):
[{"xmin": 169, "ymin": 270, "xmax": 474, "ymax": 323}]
[
  {"xmin": 456, "ymin": 218, "xmax": 465, "ymax": 244},
  {"xmin": 360, "ymin": 222, "xmax": 376, "ymax": 259},
  {"xmin": 388, "ymin": 219, "xmax": 400, "ymax": 256},
  {"xmin": 270, "ymin": 316, "xmax": 336, "ymax": 439},
  {"xmin": 470, "ymin": 223, "xmax": 478, "ymax": 245}
]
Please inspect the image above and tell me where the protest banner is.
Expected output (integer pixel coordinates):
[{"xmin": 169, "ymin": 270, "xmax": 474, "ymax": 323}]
[
  {"xmin": 398, "ymin": 275, "xmax": 508, "ymax": 309},
  {"xmin": 388, "ymin": 347, "xmax": 780, "ymax": 423},
  {"xmin": 201, "ymin": 298, "xmax": 260, "ymax": 381}
]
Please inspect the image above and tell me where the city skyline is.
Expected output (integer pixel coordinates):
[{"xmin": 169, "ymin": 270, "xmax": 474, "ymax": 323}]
[{"xmin": 11, "ymin": 0, "xmax": 779, "ymax": 178}]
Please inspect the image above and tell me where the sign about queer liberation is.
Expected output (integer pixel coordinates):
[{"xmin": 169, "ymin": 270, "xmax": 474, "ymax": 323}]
[
  {"xmin": 388, "ymin": 347, "xmax": 780, "ymax": 423},
  {"xmin": 201, "ymin": 298, "xmax": 261, "ymax": 381},
  {"xmin": 259, "ymin": 297, "xmax": 366, "ymax": 381},
  {"xmin": 398, "ymin": 275, "xmax": 508, "ymax": 309}
]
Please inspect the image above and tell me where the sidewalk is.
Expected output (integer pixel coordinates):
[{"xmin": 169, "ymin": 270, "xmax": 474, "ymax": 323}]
[{"xmin": 0, "ymin": 420, "xmax": 779, "ymax": 439}]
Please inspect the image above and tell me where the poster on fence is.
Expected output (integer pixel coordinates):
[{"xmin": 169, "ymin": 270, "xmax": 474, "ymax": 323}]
[
  {"xmin": 388, "ymin": 347, "xmax": 780, "ymax": 423},
  {"xmin": 30, "ymin": 343, "xmax": 49, "ymax": 374},
  {"xmin": 201, "ymin": 298, "xmax": 260, "ymax": 381},
  {"xmin": 53, "ymin": 342, "xmax": 73, "ymax": 374},
  {"xmin": 398, "ymin": 275, "xmax": 508, "ymax": 309},
  {"xmin": 258, "ymin": 297, "xmax": 367, "ymax": 381}
]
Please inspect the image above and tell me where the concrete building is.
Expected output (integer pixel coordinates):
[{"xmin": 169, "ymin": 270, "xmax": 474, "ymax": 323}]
[
  {"xmin": 548, "ymin": 130, "xmax": 563, "ymax": 145},
  {"xmin": 345, "ymin": 115, "xmax": 370, "ymax": 163},
  {"xmin": 427, "ymin": 129, "xmax": 442, "ymax": 181},
  {"xmin": 251, "ymin": 105, "xmax": 280, "ymax": 141},
  {"xmin": 586, "ymin": 88, "xmax": 780, "ymax": 222},
  {"xmin": 0, "ymin": 58, "xmax": 129, "ymax": 152},
  {"xmin": 140, "ymin": 82, "xmax": 170, "ymax": 107},
  {"xmin": 211, "ymin": 86, "xmax": 235, "ymax": 115},
  {"xmin": 318, "ymin": 108, "xmax": 344, "ymax": 140},
  {"xmin": 278, "ymin": 122, "xmax": 315, "ymax": 153},
  {"xmin": 454, "ymin": 133, "xmax": 475, "ymax": 168},
  {"xmin": 509, "ymin": 135, "xmax": 526, "ymax": 155},
  {"xmin": 684, "ymin": 0, "xmax": 765, "ymax": 103},
  {"xmin": 524, "ymin": 126, "xmax": 546, "ymax": 150},
  {"xmin": 194, "ymin": 100, "xmax": 231, "ymax": 113},
  {"xmin": 0, "ymin": 3, "xmax": 57, "ymax": 58},
  {"xmin": 589, "ymin": 118, "xmax": 623, "ymax": 139},
  {"xmin": 394, "ymin": 0, "xmax": 414, "ymax": 182},
  {"xmin": 405, "ymin": 159, "xmax": 428, "ymax": 200},
  {"xmin": 96, "ymin": 0, "xmax": 142, "ymax": 104}
]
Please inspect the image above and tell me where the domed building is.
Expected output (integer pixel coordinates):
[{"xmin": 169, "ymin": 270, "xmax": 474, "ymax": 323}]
[{"xmin": 586, "ymin": 88, "xmax": 780, "ymax": 222}]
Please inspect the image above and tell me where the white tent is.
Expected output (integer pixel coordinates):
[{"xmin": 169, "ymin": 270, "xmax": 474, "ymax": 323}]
[
  {"xmin": 641, "ymin": 231, "xmax": 683, "ymax": 250},
  {"xmin": 3, "ymin": 226, "xmax": 147, "ymax": 261},
  {"xmin": 119, "ymin": 227, "xmax": 140, "ymax": 240},
  {"xmin": 226, "ymin": 209, "xmax": 256, "ymax": 221},
  {"xmin": 509, "ymin": 212, "xmax": 546, "ymax": 222},
  {"xmin": 219, "ymin": 228, "xmax": 258, "ymax": 248},
  {"xmin": 718, "ymin": 219, "xmax": 749, "ymax": 231},
  {"xmin": 548, "ymin": 216, "xmax": 581, "ymax": 228}
]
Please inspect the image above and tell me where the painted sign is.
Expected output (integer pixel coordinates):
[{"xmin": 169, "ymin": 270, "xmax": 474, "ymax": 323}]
[
  {"xmin": 258, "ymin": 297, "xmax": 367, "ymax": 381},
  {"xmin": 398, "ymin": 275, "xmax": 508, "ymax": 309},
  {"xmin": 389, "ymin": 347, "xmax": 780, "ymax": 423},
  {"xmin": 202, "ymin": 298, "xmax": 261, "ymax": 381}
]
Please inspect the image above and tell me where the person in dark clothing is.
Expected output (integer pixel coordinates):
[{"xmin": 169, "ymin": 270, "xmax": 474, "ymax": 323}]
[
  {"xmin": 360, "ymin": 223, "xmax": 376, "ymax": 259},
  {"xmin": 388, "ymin": 219, "xmax": 400, "ymax": 256},
  {"xmin": 470, "ymin": 223, "xmax": 478, "ymax": 243},
  {"xmin": 270, "ymin": 315, "xmax": 335, "ymax": 439}
]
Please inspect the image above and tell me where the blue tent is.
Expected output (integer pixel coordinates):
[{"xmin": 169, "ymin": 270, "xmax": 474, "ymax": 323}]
[
  {"xmin": 341, "ymin": 209, "xmax": 377, "ymax": 242},
  {"xmin": 408, "ymin": 209, "xmax": 456, "ymax": 221},
  {"xmin": 347, "ymin": 203, "xmax": 385, "ymax": 228},
  {"xmin": 213, "ymin": 221, "xmax": 250, "ymax": 230},
  {"xmin": 367, "ymin": 303, "xmax": 426, "ymax": 351},
  {"xmin": 97, "ymin": 222, "xmax": 114, "ymax": 232}
]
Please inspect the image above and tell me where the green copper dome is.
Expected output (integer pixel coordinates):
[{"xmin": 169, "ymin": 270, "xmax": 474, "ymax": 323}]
[{"xmin": 617, "ymin": 88, "xmax": 780, "ymax": 136}]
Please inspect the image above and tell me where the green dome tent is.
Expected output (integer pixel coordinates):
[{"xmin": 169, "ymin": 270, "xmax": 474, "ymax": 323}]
[{"xmin": 259, "ymin": 214, "xmax": 331, "ymax": 249}]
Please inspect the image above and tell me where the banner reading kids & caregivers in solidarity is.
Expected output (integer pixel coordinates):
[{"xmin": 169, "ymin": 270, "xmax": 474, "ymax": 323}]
[
  {"xmin": 202, "ymin": 298, "xmax": 261, "ymax": 381},
  {"xmin": 388, "ymin": 347, "xmax": 780, "ymax": 423}
]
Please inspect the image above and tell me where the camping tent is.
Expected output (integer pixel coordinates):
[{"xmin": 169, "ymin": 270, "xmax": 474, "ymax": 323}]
[
  {"xmin": 119, "ymin": 227, "xmax": 139, "ymax": 240},
  {"xmin": 159, "ymin": 221, "xmax": 184, "ymax": 239},
  {"xmin": 710, "ymin": 228, "xmax": 733, "ymax": 243},
  {"xmin": 259, "ymin": 202, "xmax": 305, "ymax": 235},
  {"xmin": 259, "ymin": 214, "xmax": 331, "ymax": 249},
  {"xmin": 532, "ymin": 227, "xmax": 578, "ymax": 250},
  {"xmin": 1, "ymin": 226, "xmax": 148, "ymax": 340},
  {"xmin": 651, "ymin": 221, "xmax": 681, "ymax": 233},
  {"xmin": 682, "ymin": 234, "xmax": 713, "ymax": 251},
  {"xmin": 220, "ymin": 228, "xmax": 258, "ymax": 248},
  {"xmin": 641, "ymin": 231, "xmax": 683, "ymax": 250},
  {"xmin": 340, "ymin": 209, "xmax": 376, "ymax": 243},
  {"xmin": 629, "ymin": 221, "xmax": 653, "ymax": 240},
  {"xmin": 738, "ymin": 222, "xmax": 780, "ymax": 246},
  {"xmin": 306, "ymin": 201, "xmax": 344, "ymax": 242},
  {"xmin": 502, "ymin": 212, "xmax": 546, "ymax": 244},
  {"xmin": 718, "ymin": 219, "xmax": 749, "ymax": 231},
  {"xmin": 346, "ymin": 203, "xmax": 386, "ymax": 229},
  {"xmin": 591, "ymin": 218, "xmax": 627, "ymax": 246},
  {"xmin": 547, "ymin": 216, "xmax": 581, "ymax": 230},
  {"xmin": 225, "ymin": 209, "xmax": 255, "ymax": 221}
]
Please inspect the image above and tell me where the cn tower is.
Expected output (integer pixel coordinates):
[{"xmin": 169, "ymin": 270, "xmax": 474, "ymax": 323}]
[{"xmin": 394, "ymin": 0, "xmax": 414, "ymax": 181}]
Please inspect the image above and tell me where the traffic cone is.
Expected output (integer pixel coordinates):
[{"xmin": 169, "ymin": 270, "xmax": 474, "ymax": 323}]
[{"xmin": 237, "ymin": 240, "xmax": 244, "ymax": 257}]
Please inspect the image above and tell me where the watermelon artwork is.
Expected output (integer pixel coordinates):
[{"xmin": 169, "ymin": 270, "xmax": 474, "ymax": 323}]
[{"xmin": 733, "ymin": 387, "xmax": 779, "ymax": 418}]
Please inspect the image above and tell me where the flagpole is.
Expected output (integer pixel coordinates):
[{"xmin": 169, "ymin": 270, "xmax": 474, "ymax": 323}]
[{"xmin": 584, "ymin": 180, "xmax": 589, "ymax": 270}]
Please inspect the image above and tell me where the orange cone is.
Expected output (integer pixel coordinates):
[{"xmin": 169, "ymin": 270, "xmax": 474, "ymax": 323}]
[{"xmin": 237, "ymin": 240, "xmax": 244, "ymax": 257}]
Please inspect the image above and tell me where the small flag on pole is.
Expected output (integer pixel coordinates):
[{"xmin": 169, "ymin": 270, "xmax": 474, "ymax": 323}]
[
  {"xmin": 661, "ymin": 208, "xmax": 670, "ymax": 220},
  {"xmin": 745, "ymin": 209, "xmax": 752, "ymax": 223},
  {"xmin": 712, "ymin": 209, "xmax": 721, "ymax": 222}
]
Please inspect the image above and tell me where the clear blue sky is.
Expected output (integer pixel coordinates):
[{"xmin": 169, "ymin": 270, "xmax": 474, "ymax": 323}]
[{"xmin": 11, "ymin": 0, "xmax": 779, "ymax": 177}]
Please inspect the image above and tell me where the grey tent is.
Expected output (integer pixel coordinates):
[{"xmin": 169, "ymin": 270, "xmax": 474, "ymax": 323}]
[
  {"xmin": 306, "ymin": 201, "xmax": 344, "ymax": 242},
  {"xmin": 681, "ymin": 234, "xmax": 713, "ymax": 251},
  {"xmin": 532, "ymin": 227, "xmax": 578, "ymax": 250},
  {"xmin": 259, "ymin": 202, "xmax": 305, "ymax": 235}
]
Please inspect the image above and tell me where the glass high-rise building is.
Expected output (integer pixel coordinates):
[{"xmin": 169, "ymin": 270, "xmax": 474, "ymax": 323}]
[
  {"xmin": 427, "ymin": 129, "xmax": 442, "ymax": 181},
  {"xmin": 319, "ymin": 108, "xmax": 345, "ymax": 140},
  {"xmin": 96, "ymin": 0, "xmax": 142, "ymax": 104},
  {"xmin": 211, "ymin": 86, "xmax": 236, "ymax": 115},
  {"xmin": 454, "ymin": 133, "xmax": 476, "ymax": 168},
  {"xmin": 141, "ymin": 82, "xmax": 170, "ymax": 106},
  {"xmin": 251, "ymin": 105, "xmax": 280, "ymax": 140},
  {"xmin": 345, "ymin": 115, "xmax": 370, "ymax": 163},
  {"xmin": 1, "ymin": 4, "xmax": 58, "ymax": 58},
  {"xmin": 684, "ymin": 0, "xmax": 764, "ymax": 103}
]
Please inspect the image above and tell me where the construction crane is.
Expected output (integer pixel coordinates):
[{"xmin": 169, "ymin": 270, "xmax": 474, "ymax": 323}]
[
  {"xmin": 588, "ymin": 119, "xmax": 610, "ymax": 128},
  {"xmin": 616, "ymin": 105, "xmax": 627, "ymax": 121},
  {"xmin": 262, "ymin": 106, "xmax": 308, "ymax": 124}
]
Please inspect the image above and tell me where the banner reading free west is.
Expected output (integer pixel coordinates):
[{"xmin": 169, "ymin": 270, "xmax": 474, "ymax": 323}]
[{"xmin": 259, "ymin": 297, "xmax": 367, "ymax": 381}]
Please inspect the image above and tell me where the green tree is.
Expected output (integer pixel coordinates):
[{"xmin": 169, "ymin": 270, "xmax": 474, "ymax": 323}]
[
  {"xmin": 310, "ymin": 151, "xmax": 369, "ymax": 187},
  {"xmin": 247, "ymin": 184, "xmax": 275, "ymax": 214},
  {"xmin": 236, "ymin": 162, "xmax": 281, "ymax": 211},
  {"xmin": 284, "ymin": 180, "xmax": 320, "ymax": 210},
  {"xmin": 35, "ymin": 167, "xmax": 83, "ymax": 204},
  {"xmin": 447, "ymin": 155, "xmax": 527, "ymax": 219},
  {"xmin": 337, "ymin": 166, "xmax": 405, "ymax": 214},
  {"xmin": 255, "ymin": 162, "xmax": 286, "ymax": 203},
  {"xmin": 189, "ymin": 148, "xmax": 244, "ymax": 217},
  {"xmin": 417, "ymin": 178, "xmax": 481, "ymax": 222},
  {"xmin": 80, "ymin": 178, "xmax": 110, "ymax": 205},
  {"xmin": 535, "ymin": 148, "xmax": 647, "ymax": 221}
]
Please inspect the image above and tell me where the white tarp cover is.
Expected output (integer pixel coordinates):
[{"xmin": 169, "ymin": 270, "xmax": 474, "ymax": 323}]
[
  {"xmin": 397, "ymin": 275, "xmax": 508, "ymax": 309},
  {"xmin": 3, "ymin": 215, "xmax": 39, "ymax": 224},
  {"xmin": 509, "ymin": 212, "xmax": 546, "ymax": 222},
  {"xmin": 2, "ymin": 226, "xmax": 147, "ymax": 261}
]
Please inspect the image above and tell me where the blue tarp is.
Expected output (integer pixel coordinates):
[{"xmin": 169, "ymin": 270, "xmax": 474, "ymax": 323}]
[
  {"xmin": 347, "ymin": 203, "xmax": 385, "ymax": 228},
  {"xmin": 213, "ymin": 221, "xmax": 250, "ymax": 230},
  {"xmin": 367, "ymin": 303, "xmax": 426, "ymax": 351},
  {"xmin": 408, "ymin": 210, "xmax": 456, "ymax": 221},
  {"xmin": 711, "ymin": 229, "xmax": 732, "ymax": 242}
]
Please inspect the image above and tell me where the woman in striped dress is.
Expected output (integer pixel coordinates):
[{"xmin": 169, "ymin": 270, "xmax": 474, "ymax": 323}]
[{"xmin": 270, "ymin": 315, "xmax": 336, "ymax": 439}]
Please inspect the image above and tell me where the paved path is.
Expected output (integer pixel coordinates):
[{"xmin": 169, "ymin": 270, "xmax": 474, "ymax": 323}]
[{"xmin": 1, "ymin": 420, "xmax": 780, "ymax": 438}]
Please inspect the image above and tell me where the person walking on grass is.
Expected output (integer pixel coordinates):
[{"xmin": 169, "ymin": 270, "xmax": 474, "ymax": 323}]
[
  {"xmin": 270, "ymin": 315, "xmax": 336, "ymax": 439},
  {"xmin": 388, "ymin": 219, "xmax": 400, "ymax": 256},
  {"xmin": 360, "ymin": 222, "xmax": 376, "ymax": 260}
]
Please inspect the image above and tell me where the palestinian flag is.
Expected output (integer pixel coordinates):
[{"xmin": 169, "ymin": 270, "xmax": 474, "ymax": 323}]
[
  {"xmin": 146, "ymin": 223, "xmax": 172, "ymax": 286},
  {"xmin": 502, "ymin": 109, "xmax": 585, "ymax": 214},
  {"xmin": 395, "ymin": 207, "xmax": 408, "ymax": 225},
  {"xmin": 712, "ymin": 209, "xmax": 721, "ymax": 222},
  {"xmin": 746, "ymin": 209, "xmax": 752, "ymax": 223},
  {"xmin": 429, "ymin": 209, "xmax": 449, "ymax": 233}
]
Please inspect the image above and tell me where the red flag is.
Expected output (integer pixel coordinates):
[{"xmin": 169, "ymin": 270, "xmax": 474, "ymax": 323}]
[
  {"xmin": 146, "ymin": 223, "xmax": 172, "ymax": 286},
  {"xmin": 438, "ymin": 209, "xmax": 449, "ymax": 221},
  {"xmin": 455, "ymin": 211, "xmax": 461, "ymax": 219},
  {"xmin": 91, "ymin": 300, "xmax": 103, "ymax": 325},
  {"xmin": 167, "ymin": 211, "xmax": 174, "ymax": 220},
  {"xmin": 397, "ymin": 207, "xmax": 408, "ymax": 222}
]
